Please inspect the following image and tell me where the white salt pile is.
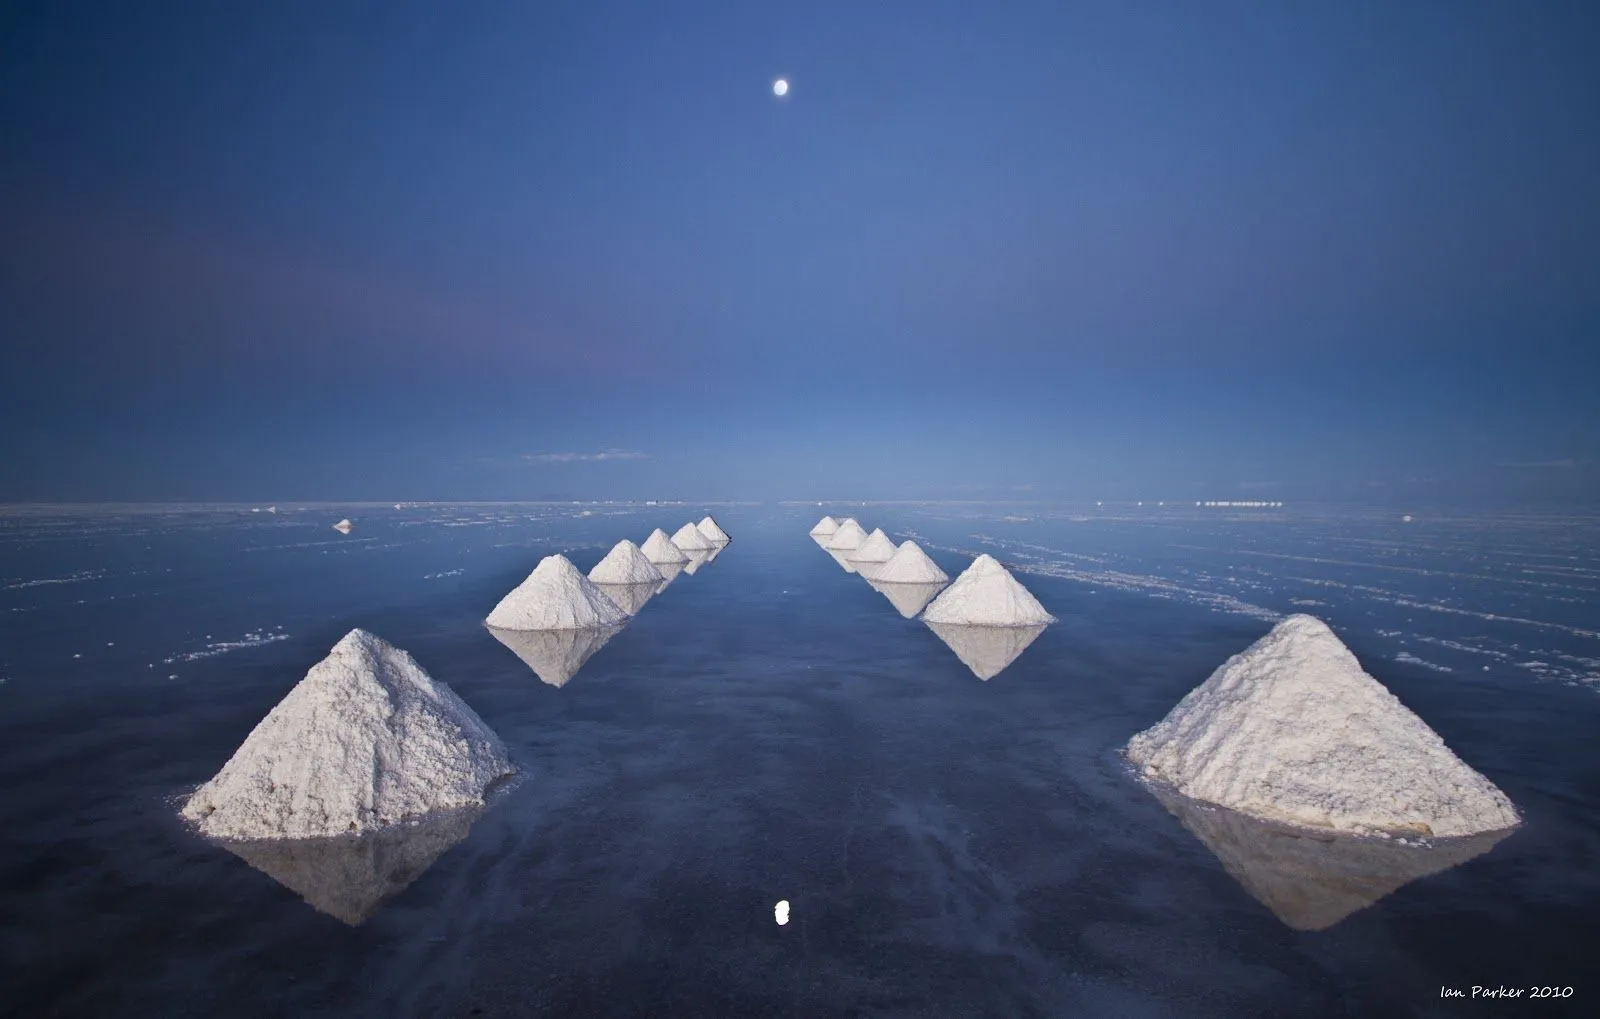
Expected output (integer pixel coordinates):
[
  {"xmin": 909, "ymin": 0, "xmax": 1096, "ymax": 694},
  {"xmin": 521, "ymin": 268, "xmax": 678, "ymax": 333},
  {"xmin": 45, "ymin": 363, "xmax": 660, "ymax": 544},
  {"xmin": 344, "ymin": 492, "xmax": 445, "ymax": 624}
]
[
  {"xmin": 848, "ymin": 528, "xmax": 898, "ymax": 566},
  {"xmin": 588, "ymin": 540, "xmax": 665, "ymax": 585},
  {"xmin": 809, "ymin": 516, "xmax": 839, "ymax": 538},
  {"xmin": 920, "ymin": 554, "xmax": 1055, "ymax": 626},
  {"xmin": 825, "ymin": 518, "xmax": 869, "ymax": 551},
  {"xmin": 696, "ymin": 515, "xmax": 731, "ymax": 545},
  {"xmin": 641, "ymin": 528, "xmax": 690, "ymax": 565},
  {"xmin": 670, "ymin": 522, "xmax": 714, "ymax": 552},
  {"xmin": 874, "ymin": 541, "xmax": 950, "ymax": 585},
  {"xmin": 592, "ymin": 581, "xmax": 657, "ymax": 616},
  {"xmin": 182, "ymin": 629, "xmax": 512, "ymax": 840},
  {"xmin": 484, "ymin": 555, "xmax": 629, "ymax": 630},
  {"xmin": 1125, "ymin": 614, "xmax": 1521, "ymax": 838},
  {"xmin": 332, "ymin": 518, "xmax": 353, "ymax": 534}
]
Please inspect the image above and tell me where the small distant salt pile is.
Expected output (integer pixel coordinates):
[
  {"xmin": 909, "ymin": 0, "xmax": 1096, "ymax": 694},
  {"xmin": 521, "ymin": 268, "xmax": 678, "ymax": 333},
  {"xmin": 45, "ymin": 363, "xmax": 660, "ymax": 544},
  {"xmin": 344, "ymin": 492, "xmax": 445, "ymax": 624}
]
[
  {"xmin": 809, "ymin": 516, "xmax": 839, "ymax": 545},
  {"xmin": 696, "ymin": 516, "xmax": 731, "ymax": 545},
  {"xmin": 874, "ymin": 541, "xmax": 950, "ymax": 585},
  {"xmin": 1125, "ymin": 615, "xmax": 1520, "ymax": 838},
  {"xmin": 641, "ymin": 528, "xmax": 690, "ymax": 565},
  {"xmin": 332, "ymin": 518, "xmax": 353, "ymax": 534},
  {"xmin": 670, "ymin": 522, "xmax": 714, "ymax": 553},
  {"xmin": 484, "ymin": 555, "xmax": 628, "ymax": 630},
  {"xmin": 921, "ymin": 554, "xmax": 1055, "ymax": 626},
  {"xmin": 588, "ymin": 540, "xmax": 665, "ymax": 586},
  {"xmin": 847, "ymin": 528, "xmax": 898, "ymax": 572},
  {"xmin": 182, "ymin": 630, "xmax": 512, "ymax": 840},
  {"xmin": 825, "ymin": 518, "xmax": 869, "ymax": 551}
]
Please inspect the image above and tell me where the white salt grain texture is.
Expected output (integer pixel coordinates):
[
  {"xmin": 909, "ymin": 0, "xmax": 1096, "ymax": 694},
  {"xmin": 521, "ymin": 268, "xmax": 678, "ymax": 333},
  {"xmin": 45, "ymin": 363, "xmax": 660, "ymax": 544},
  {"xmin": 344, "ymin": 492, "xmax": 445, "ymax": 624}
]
[
  {"xmin": 588, "ymin": 540, "xmax": 665, "ymax": 585},
  {"xmin": 825, "ymin": 519, "xmax": 869, "ymax": 551},
  {"xmin": 641, "ymin": 528, "xmax": 690, "ymax": 565},
  {"xmin": 920, "ymin": 554, "xmax": 1055, "ymax": 626},
  {"xmin": 696, "ymin": 516, "xmax": 731, "ymax": 544},
  {"xmin": 1125, "ymin": 615, "xmax": 1521, "ymax": 838},
  {"xmin": 485, "ymin": 555, "xmax": 628, "ymax": 630},
  {"xmin": 874, "ymin": 541, "xmax": 950, "ymax": 584},
  {"xmin": 809, "ymin": 516, "xmax": 839, "ymax": 537},
  {"xmin": 670, "ymin": 522, "xmax": 714, "ymax": 552},
  {"xmin": 182, "ymin": 629, "xmax": 511, "ymax": 840},
  {"xmin": 848, "ymin": 528, "xmax": 898, "ymax": 564}
]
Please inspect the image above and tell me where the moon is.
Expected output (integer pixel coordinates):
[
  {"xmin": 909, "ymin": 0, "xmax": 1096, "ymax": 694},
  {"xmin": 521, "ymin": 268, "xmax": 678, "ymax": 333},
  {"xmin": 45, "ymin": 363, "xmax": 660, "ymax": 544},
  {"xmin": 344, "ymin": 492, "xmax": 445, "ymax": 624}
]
[{"xmin": 773, "ymin": 79, "xmax": 789, "ymax": 97}]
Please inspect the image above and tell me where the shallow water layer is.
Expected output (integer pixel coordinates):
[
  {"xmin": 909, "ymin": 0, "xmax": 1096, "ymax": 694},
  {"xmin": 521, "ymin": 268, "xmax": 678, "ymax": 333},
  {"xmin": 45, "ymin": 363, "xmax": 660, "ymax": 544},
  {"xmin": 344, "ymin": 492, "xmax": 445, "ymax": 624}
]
[{"xmin": 1, "ymin": 502, "xmax": 1597, "ymax": 1017}]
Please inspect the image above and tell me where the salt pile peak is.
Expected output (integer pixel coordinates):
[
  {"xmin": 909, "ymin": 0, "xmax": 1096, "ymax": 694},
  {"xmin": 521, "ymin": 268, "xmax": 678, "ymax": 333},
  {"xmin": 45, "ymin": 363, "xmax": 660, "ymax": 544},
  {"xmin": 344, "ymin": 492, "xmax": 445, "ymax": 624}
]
[
  {"xmin": 809, "ymin": 516, "xmax": 840, "ymax": 538},
  {"xmin": 641, "ymin": 528, "xmax": 690, "ymax": 565},
  {"xmin": 1125, "ymin": 614, "xmax": 1521, "ymax": 838},
  {"xmin": 848, "ymin": 528, "xmax": 898, "ymax": 564},
  {"xmin": 874, "ymin": 541, "xmax": 950, "ymax": 584},
  {"xmin": 182, "ymin": 629, "xmax": 511, "ymax": 840},
  {"xmin": 670, "ymin": 522, "xmax": 714, "ymax": 552},
  {"xmin": 826, "ymin": 518, "xmax": 869, "ymax": 550},
  {"xmin": 332, "ymin": 518, "xmax": 353, "ymax": 534},
  {"xmin": 920, "ymin": 554, "xmax": 1055, "ymax": 626},
  {"xmin": 485, "ymin": 555, "xmax": 629, "ymax": 630},
  {"xmin": 696, "ymin": 516, "xmax": 731, "ymax": 544},
  {"xmin": 588, "ymin": 540, "xmax": 665, "ymax": 585}
]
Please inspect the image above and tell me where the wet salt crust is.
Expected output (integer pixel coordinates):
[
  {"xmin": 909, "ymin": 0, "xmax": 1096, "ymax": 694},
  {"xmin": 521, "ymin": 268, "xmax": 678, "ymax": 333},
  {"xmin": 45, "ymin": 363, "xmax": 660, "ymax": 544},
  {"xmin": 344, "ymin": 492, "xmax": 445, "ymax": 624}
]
[
  {"xmin": 1126, "ymin": 615, "xmax": 1521, "ymax": 838},
  {"xmin": 182, "ymin": 630, "xmax": 511, "ymax": 840}
]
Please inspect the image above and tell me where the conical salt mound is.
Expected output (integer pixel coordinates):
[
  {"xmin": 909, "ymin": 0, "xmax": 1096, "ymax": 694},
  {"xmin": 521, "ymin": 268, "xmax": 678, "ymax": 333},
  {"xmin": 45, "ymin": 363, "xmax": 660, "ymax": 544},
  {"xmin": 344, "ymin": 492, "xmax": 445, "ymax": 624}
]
[
  {"xmin": 826, "ymin": 518, "xmax": 869, "ymax": 551},
  {"xmin": 592, "ymin": 581, "xmax": 657, "ymax": 617},
  {"xmin": 1125, "ymin": 615, "xmax": 1521, "ymax": 838},
  {"xmin": 670, "ymin": 522, "xmax": 713, "ymax": 552},
  {"xmin": 869, "ymin": 579, "xmax": 947, "ymax": 619},
  {"xmin": 1148, "ymin": 785, "xmax": 1514, "ymax": 931},
  {"xmin": 809, "ymin": 516, "xmax": 840, "ymax": 538},
  {"xmin": 641, "ymin": 528, "xmax": 690, "ymax": 565},
  {"xmin": 696, "ymin": 516, "xmax": 731, "ymax": 545},
  {"xmin": 920, "ymin": 554, "xmax": 1055, "ymax": 626},
  {"xmin": 221, "ymin": 806, "xmax": 480, "ymax": 926},
  {"xmin": 874, "ymin": 541, "xmax": 950, "ymax": 584},
  {"xmin": 488, "ymin": 624, "xmax": 622, "ymax": 687},
  {"xmin": 485, "ymin": 555, "xmax": 628, "ymax": 630},
  {"xmin": 927, "ymin": 622, "xmax": 1048, "ymax": 680},
  {"xmin": 182, "ymin": 630, "xmax": 512, "ymax": 840},
  {"xmin": 848, "ymin": 528, "xmax": 897, "ymax": 564},
  {"xmin": 332, "ymin": 518, "xmax": 353, "ymax": 534},
  {"xmin": 681, "ymin": 549, "xmax": 710, "ymax": 575},
  {"xmin": 588, "ymin": 540, "xmax": 665, "ymax": 585}
]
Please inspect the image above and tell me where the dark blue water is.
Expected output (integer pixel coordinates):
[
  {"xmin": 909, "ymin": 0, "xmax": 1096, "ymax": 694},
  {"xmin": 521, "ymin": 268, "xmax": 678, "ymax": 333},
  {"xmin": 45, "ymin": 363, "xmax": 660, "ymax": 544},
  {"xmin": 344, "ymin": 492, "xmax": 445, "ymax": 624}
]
[{"xmin": 2, "ymin": 503, "xmax": 1597, "ymax": 1017}]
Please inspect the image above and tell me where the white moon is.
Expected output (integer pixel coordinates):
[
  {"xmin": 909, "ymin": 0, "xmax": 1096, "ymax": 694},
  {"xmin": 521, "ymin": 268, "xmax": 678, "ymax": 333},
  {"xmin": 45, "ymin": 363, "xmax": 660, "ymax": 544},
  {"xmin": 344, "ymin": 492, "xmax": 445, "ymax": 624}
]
[{"xmin": 773, "ymin": 79, "xmax": 789, "ymax": 97}]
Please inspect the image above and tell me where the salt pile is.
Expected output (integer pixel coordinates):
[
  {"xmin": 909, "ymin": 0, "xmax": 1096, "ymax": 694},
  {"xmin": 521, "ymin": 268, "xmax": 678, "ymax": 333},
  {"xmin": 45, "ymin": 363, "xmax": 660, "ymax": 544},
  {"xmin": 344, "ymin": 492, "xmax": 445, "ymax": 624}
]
[
  {"xmin": 1149, "ymin": 785, "xmax": 1514, "ymax": 931},
  {"xmin": 488, "ymin": 624, "xmax": 622, "ymax": 687},
  {"xmin": 332, "ymin": 518, "xmax": 353, "ymax": 534},
  {"xmin": 874, "ymin": 541, "xmax": 950, "ymax": 585},
  {"xmin": 641, "ymin": 528, "xmax": 690, "ymax": 564},
  {"xmin": 1125, "ymin": 615, "xmax": 1521, "ymax": 838},
  {"xmin": 809, "ymin": 516, "xmax": 839, "ymax": 541},
  {"xmin": 696, "ymin": 515, "xmax": 731, "ymax": 545},
  {"xmin": 221, "ymin": 806, "xmax": 480, "ymax": 925},
  {"xmin": 182, "ymin": 629, "xmax": 512, "ymax": 840},
  {"xmin": 588, "ymin": 540, "xmax": 665, "ymax": 585},
  {"xmin": 484, "ymin": 555, "xmax": 629, "ymax": 630},
  {"xmin": 920, "ymin": 554, "xmax": 1055, "ymax": 626},
  {"xmin": 670, "ymin": 522, "xmax": 714, "ymax": 552},
  {"xmin": 825, "ymin": 518, "xmax": 869, "ymax": 551},
  {"xmin": 927, "ymin": 622, "xmax": 1048, "ymax": 680},
  {"xmin": 592, "ymin": 581, "xmax": 657, "ymax": 616},
  {"xmin": 681, "ymin": 549, "xmax": 710, "ymax": 575},
  {"xmin": 868, "ymin": 579, "xmax": 948, "ymax": 619},
  {"xmin": 848, "ymin": 528, "xmax": 898, "ymax": 568}
]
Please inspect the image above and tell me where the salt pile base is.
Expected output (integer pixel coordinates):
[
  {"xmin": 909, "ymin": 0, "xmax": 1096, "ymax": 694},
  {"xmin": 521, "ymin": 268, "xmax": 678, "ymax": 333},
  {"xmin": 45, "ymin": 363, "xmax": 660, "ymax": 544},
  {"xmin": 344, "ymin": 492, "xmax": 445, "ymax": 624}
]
[
  {"xmin": 221, "ymin": 806, "xmax": 481, "ymax": 925},
  {"xmin": 920, "ymin": 554, "xmax": 1055, "ymax": 626},
  {"xmin": 488, "ymin": 624, "xmax": 622, "ymax": 687},
  {"xmin": 696, "ymin": 515, "xmax": 731, "ymax": 545},
  {"xmin": 927, "ymin": 622, "xmax": 1047, "ymax": 680},
  {"xmin": 182, "ymin": 629, "xmax": 512, "ymax": 840},
  {"xmin": 641, "ymin": 528, "xmax": 690, "ymax": 565},
  {"xmin": 588, "ymin": 540, "xmax": 665, "ymax": 585},
  {"xmin": 1148, "ymin": 783, "xmax": 1514, "ymax": 931},
  {"xmin": 485, "ymin": 555, "xmax": 629, "ymax": 630},
  {"xmin": 825, "ymin": 518, "xmax": 868, "ymax": 551},
  {"xmin": 1125, "ymin": 615, "xmax": 1521, "ymax": 838},
  {"xmin": 868, "ymin": 579, "xmax": 948, "ymax": 619},
  {"xmin": 592, "ymin": 580, "xmax": 658, "ymax": 617},
  {"xmin": 332, "ymin": 518, "xmax": 353, "ymax": 534},
  {"xmin": 848, "ymin": 528, "xmax": 898, "ymax": 569},
  {"xmin": 873, "ymin": 541, "xmax": 949, "ymax": 585},
  {"xmin": 670, "ymin": 522, "xmax": 714, "ymax": 552}
]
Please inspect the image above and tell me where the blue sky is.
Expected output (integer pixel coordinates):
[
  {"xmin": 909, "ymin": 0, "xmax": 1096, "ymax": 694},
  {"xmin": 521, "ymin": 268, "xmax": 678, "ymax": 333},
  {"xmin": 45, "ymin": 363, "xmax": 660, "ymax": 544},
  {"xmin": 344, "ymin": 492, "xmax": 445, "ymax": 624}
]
[{"xmin": 3, "ymin": 1, "xmax": 1597, "ymax": 503}]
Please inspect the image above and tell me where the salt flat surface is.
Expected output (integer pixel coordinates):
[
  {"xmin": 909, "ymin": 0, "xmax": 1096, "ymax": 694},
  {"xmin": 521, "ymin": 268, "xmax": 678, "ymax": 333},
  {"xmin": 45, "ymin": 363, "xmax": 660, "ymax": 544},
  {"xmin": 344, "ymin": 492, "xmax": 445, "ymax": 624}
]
[
  {"xmin": 182, "ymin": 629, "xmax": 512, "ymax": 839},
  {"xmin": 1126, "ymin": 615, "xmax": 1521, "ymax": 837}
]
